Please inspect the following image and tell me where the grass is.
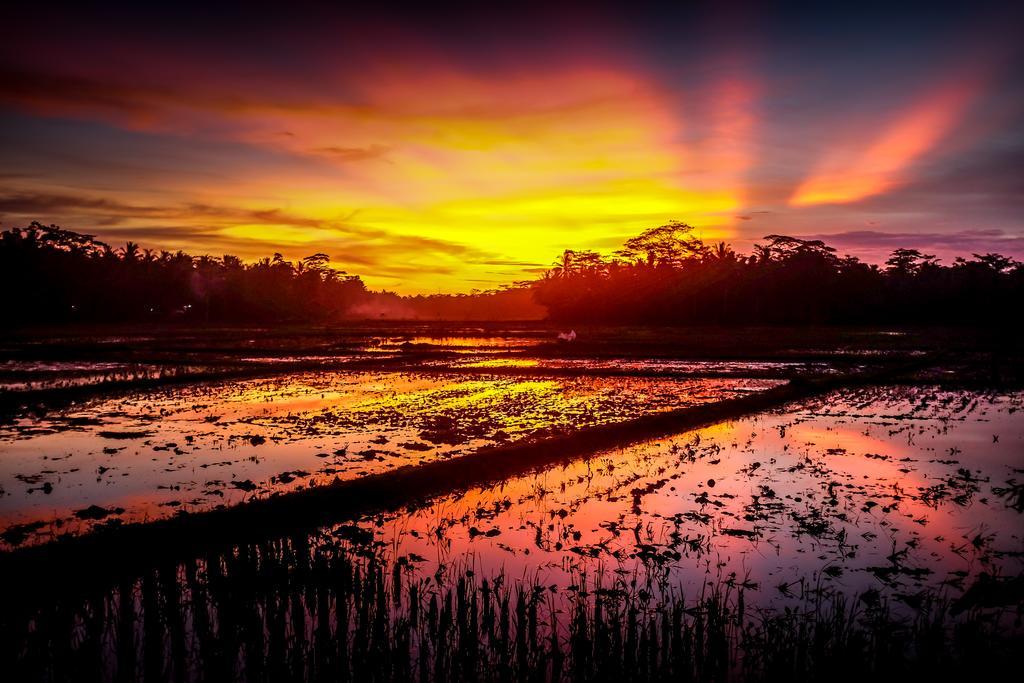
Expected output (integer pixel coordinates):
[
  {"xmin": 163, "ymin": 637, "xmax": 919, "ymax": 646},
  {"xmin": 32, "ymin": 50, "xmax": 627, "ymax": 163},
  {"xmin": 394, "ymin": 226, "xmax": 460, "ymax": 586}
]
[{"xmin": 3, "ymin": 531, "xmax": 1020, "ymax": 681}]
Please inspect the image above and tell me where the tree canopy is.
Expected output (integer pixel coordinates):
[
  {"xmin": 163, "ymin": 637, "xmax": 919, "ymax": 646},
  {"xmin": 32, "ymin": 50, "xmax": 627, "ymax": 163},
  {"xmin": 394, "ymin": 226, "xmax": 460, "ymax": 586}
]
[
  {"xmin": 533, "ymin": 225, "xmax": 1023, "ymax": 325},
  {"xmin": 1, "ymin": 222, "xmax": 368, "ymax": 323}
]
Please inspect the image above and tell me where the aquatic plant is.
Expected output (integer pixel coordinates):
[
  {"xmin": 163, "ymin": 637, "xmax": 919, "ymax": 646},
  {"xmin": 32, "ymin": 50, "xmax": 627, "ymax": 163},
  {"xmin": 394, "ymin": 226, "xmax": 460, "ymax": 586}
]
[{"xmin": 3, "ymin": 533, "xmax": 1020, "ymax": 681}]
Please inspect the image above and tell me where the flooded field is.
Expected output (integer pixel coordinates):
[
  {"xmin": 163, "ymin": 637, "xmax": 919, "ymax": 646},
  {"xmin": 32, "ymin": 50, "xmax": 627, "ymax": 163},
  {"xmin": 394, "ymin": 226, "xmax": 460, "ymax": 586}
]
[
  {"xmin": 0, "ymin": 360, "xmax": 224, "ymax": 392},
  {"xmin": 1, "ymin": 326, "xmax": 1021, "ymax": 679},
  {"xmin": 338, "ymin": 385, "xmax": 1024, "ymax": 600},
  {"xmin": 4, "ymin": 382, "xmax": 1022, "ymax": 680},
  {"xmin": 0, "ymin": 369, "xmax": 780, "ymax": 545}
]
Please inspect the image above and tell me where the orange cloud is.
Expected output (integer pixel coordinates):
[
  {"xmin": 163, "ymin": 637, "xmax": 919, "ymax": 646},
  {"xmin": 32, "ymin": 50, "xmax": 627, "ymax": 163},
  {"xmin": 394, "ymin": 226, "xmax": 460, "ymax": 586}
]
[
  {"xmin": 789, "ymin": 75, "xmax": 984, "ymax": 207},
  {"xmin": 1, "ymin": 60, "xmax": 756, "ymax": 291}
]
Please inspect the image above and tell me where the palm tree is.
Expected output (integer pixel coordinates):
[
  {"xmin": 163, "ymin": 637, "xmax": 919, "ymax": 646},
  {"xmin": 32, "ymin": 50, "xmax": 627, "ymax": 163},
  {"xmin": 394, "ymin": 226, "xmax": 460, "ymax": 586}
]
[
  {"xmin": 750, "ymin": 243, "xmax": 772, "ymax": 264},
  {"xmin": 711, "ymin": 242, "xmax": 737, "ymax": 263},
  {"xmin": 549, "ymin": 250, "xmax": 576, "ymax": 278},
  {"xmin": 119, "ymin": 242, "xmax": 140, "ymax": 262}
]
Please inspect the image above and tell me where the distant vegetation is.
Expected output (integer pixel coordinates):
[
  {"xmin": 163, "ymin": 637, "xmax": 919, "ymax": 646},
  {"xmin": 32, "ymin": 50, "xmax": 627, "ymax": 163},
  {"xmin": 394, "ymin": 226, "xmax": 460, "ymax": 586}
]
[
  {"xmin": 3, "ymin": 220, "xmax": 1022, "ymax": 325},
  {"xmin": 1, "ymin": 223, "xmax": 368, "ymax": 323},
  {"xmin": 535, "ymin": 221, "xmax": 1024, "ymax": 325}
]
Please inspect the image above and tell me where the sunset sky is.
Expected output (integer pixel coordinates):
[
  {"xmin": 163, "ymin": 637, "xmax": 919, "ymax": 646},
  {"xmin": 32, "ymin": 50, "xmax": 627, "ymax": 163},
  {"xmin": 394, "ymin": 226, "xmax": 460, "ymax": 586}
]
[{"xmin": 1, "ymin": 2, "xmax": 1022, "ymax": 293}]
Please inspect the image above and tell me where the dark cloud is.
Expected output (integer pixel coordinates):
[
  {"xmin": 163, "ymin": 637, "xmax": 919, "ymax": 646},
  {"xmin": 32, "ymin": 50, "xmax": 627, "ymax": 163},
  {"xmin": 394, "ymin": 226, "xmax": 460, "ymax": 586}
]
[
  {"xmin": 0, "ymin": 191, "xmax": 332, "ymax": 228},
  {"xmin": 0, "ymin": 68, "xmax": 163, "ymax": 118},
  {"xmin": 312, "ymin": 145, "xmax": 390, "ymax": 162},
  {"xmin": 852, "ymin": 138, "xmax": 1024, "ymax": 220},
  {"xmin": 0, "ymin": 192, "xmax": 153, "ymax": 215}
]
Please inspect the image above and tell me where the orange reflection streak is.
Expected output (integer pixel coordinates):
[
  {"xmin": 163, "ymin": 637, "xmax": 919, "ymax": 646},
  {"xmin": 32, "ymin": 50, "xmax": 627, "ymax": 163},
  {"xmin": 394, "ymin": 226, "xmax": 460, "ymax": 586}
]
[
  {"xmin": 790, "ymin": 76, "xmax": 983, "ymax": 207},
  {"xmin": 0, "ymin": 371, "xmax": 775, "ymax": 544}
]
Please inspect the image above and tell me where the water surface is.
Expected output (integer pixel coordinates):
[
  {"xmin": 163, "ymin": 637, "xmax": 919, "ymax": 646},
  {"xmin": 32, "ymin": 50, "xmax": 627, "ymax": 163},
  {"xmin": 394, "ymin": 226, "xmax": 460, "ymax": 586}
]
[
  {"xmin": 336, "ymin": 385, "xmax": 1024, "ymax": 602},
  {"xmin": 0, "ymin": 371, "xmax": 779, "ymax": 546}
]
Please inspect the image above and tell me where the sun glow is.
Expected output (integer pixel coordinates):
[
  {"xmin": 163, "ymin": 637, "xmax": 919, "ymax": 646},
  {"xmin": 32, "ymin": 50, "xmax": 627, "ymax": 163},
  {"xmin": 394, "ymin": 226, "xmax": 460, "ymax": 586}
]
[{"xmin": 184, "ymin": 66, "xmax": 751, "ymax": 288}]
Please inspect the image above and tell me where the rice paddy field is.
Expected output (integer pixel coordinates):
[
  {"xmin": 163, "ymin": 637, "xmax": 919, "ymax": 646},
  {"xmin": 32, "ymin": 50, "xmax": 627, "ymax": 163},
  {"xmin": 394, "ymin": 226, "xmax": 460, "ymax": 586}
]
[{"xmin": 1, "ymin": 325, "xmax": 1021, "ymax": 681}]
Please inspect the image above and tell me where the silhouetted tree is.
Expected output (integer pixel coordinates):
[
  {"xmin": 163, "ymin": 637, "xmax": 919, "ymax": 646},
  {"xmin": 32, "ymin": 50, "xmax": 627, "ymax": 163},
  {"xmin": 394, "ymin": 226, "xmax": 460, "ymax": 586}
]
[
  {"xmin": 618, "ymin": 221, "xmax": 706, "ymax": 267},
  {"xmin": 4, "ymin": 220, "xmax": 1021, "ymax": 327},
  {"xmin": 886, "ymin": 248, "xmax": 936, "ymax": 275},
  {"xmin": 0, "ymin": 222, "xmax": 369, "ymax": 324},
  {"xmin": 533, "ymin": 221, "xmax": 1023, "ymax": 326}
]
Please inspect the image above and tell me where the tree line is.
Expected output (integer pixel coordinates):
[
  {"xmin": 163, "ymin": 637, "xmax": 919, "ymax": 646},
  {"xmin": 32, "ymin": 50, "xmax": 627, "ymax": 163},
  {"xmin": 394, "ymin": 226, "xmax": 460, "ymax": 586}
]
[
  {"xmin": 3, "ymin": 220, "xmax": 1021, "ymax": 325},
  {"xmin": 1, "ymin": 222, "xmax": 368, "ymax": 323},
  {"xmin": 533, "ymin": 221, "xmax": 1024, "ymax": 325}
]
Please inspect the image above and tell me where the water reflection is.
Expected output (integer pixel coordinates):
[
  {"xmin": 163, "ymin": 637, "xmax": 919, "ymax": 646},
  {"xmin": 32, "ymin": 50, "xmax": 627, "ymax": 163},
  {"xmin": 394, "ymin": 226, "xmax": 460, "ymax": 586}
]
[
  {"xmin": 3, "ymin": 386, "xmax": 1021, "ymax": 681},
  {"xmin": 446, "ymin": 357, "xmax": 841, "ymax": 375},
  {"xmin": 363, "ymin": 335, "xmax": 542, "ymax": 354},
  {"xmin": 342, "ymin": 385, "xmax": 1024, "ymax": 597},
  {"xmin": 0, "ymin": 361, "xmax": 219, "ymax": 392},
  {"xmin": 0, "ymin": 371, "xmax": 780, "ymax": 546}
]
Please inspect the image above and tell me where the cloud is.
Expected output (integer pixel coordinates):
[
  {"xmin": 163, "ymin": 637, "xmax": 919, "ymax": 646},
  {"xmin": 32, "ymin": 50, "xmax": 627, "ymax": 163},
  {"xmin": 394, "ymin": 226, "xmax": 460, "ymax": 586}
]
[
  {"xmin": 311, "ymin": 145, "xmax": 391, "ymax": 162},
  {"xmin": 0, "ymin": 192, "xmax": 164, "ymax": 218},
  {"xmin": 0, "ymin": 191, "xmax": 337, "ymax": 230},
  {"xmin": 0, "ymin": 191, "xmax": 502, "ymax": 283},
  {"xmin": 789, "ymin": 70, "xmax": 988, "ymax": 207}
]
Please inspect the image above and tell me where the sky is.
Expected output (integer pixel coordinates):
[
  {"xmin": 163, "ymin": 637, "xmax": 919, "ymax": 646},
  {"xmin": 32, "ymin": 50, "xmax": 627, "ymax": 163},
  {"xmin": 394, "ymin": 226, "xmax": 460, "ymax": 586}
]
[{"xmin": 1, "ymin": 2, "xmax": 1022, "ymax": 293}]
